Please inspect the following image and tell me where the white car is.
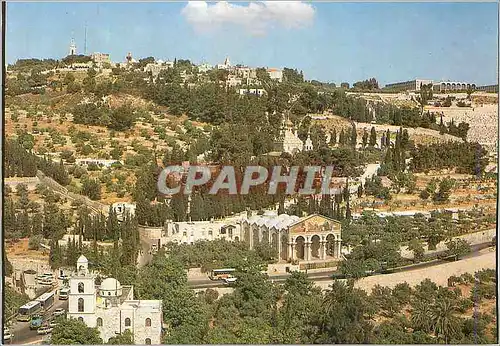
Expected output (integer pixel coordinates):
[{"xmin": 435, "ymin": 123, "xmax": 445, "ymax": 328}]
[
  {"xmin": 53, "ymin": 308, "xmax": 66, "ymax": 317},
  {"xmin": 49, "ymin": 320, "xmax": 58, "ymax": 328},
  {"xmin": 223, "ymin": 277, "xmax": 237, "ymax": 284},
  {"xmin": 37, "ymin": 326, "xmax": 53, "ymax": 335},
  {"xmin": 3, "ymin": 328, "xmax": 12, "ymax": 341}
]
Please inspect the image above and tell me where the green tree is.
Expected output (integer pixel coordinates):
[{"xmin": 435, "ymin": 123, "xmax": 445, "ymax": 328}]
[
  {"xmin": 107, "ymin": 330, "xmax": 134, "ymax": 344},
  {"xmin": 411, "ymin": 299, "xmax": 433, "ymax": 333},
  {"xmin": 51, "ymin": 318, "xmax": 103, "ymax": 344},
  {"xmin": 369, "ymin": 127, "xmax": 377, "ymax": 147},
  {"xmin": 431, "ymin": 298, "xmax": 461, "ymax": 343}
]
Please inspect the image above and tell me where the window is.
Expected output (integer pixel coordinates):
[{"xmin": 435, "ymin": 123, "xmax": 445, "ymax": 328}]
[
  {"xmin": 220, "ymin": 228, "xmax": 226, "ymax": 235},
  {"xmin": 108, "ymin": 292, "xmax": 111, "ymax": 296},
  {"xmin": 97, "ymin": 317, "xmax": 103, "ymax": 327},
  {"xmin": 183, "ymin": 231, "xmax": 187, "ymax": 236},
  {"xmin": 208, "ymin": 231, "xmax": 213, "ymax": 236},
  {"xmin": 78, "ymin": 282, "xmax": 84, "ymax": 293},
  {"xmin": 145, "ymin": 338, "xmax": 151, "ymax": 345},
  {"xmin": 145, "ymin": 318, "xmax": 151, "ymax": 327},
  {"xmin": 78, "ymin": 317, "xmax": 84, "ymax": 322},
  {"xmin": 125, "ymin": 318, "xmax": 131, "ymax": 327},
  {"xmin": 78, "ymin": 298, "xmax": 84, "ymax": 312}
]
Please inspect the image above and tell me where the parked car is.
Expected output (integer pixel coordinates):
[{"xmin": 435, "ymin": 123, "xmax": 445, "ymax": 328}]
[
  {"xmin": 53, "ymin": 308, "xmax": 66, "ymax": 317},
  {"xmin": 49, "ymin": 320, "xmax": 58, "ymax": 328},
  {"xmin": 37, "ymin": 326, "xmax": 53, "ymax": 335},
  {"xmin": 3, "ymin": 328, "xmax": 13, "ymax": 341}
]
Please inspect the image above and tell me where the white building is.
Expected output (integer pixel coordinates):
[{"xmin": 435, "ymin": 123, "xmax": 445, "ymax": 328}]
[
  {"xmin": 112, "ymin": 202, "xmax": 136, "ymax": 220},
  {"xmin": 226, "ymin": 75, "xmax": 242, "ymax": 88},
  {"xmin": 91, "ymin": 53, "xmax": 111, "ymax": 67},
  {"xmin": 139, "ymin": 219, "xmax": 243, "ymax": 250},
  {"xmin": 217, "ymin": 57, "xmax": 231, "ymax": 70},
  {"xmin": 197, "ymin": 63, "xmax": 213, "ymax": 73},
  {"xmin": 144, "ymin": 62, "xmax": 174, "ymax": 79},
  {"xmin": 238, "ymin": 88, "xmax": 266, "ymax": 97},
  {"xmin": 68, "ymin": 256, "xmax": 163, "ymax": 344},
  {"xmin": 75, "ymin": 158, "xmax": 122, "ymax": 169},
  {"xmin": 267, "ymin": 68, "xmax": 283, "ymax": 82}
]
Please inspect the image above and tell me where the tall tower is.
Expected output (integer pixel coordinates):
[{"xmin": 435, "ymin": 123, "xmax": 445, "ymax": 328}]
[
  {"xmin": 69, "ymin": 38, "xmax": 77, "ymax": 56},
  {"xmin": 68, "ymin": 255, "xmax": 96, "ymax": 326},
  {"xmin": 84, "ymin": 23, "xmax": 88, "ymax": 55}
]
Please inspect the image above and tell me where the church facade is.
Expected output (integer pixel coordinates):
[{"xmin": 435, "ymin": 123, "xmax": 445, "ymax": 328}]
[
  {"xmin": 242, "ymin": 212, "xmax": 342, "ymax": 262},
  {"xmin": 67, "ymin": 256, "xmax": 163, "ymax": 344}
]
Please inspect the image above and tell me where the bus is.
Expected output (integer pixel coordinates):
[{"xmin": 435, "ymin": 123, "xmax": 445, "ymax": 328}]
[
  {"xmin": 59, "ymin": 288, "xmax": 70, "ymax": 300},
  {"xmin": 17, "ymin": 301, "xmax": 42, "ymax": 322},
  {"xmin": 209, "ymin": 268, "xmax": 236, "ymax": 281},
  {"xmin": 36, "ymin": 291, "xmax": 55, "ymax": 311}
]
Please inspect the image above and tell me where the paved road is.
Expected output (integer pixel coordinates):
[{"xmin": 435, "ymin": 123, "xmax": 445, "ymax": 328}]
[
  {"xmin": 187, "ymin": 242, "xmax": 493, "ymax": 289},
  {"xmin": 7, "ymin": 289, "xmax": 69, "ymax": 345}
]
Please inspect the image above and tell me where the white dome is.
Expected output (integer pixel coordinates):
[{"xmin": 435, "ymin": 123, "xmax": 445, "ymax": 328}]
[{"xmin": 100, "ymin": 278, "xmax": 122, "ymax": 291}]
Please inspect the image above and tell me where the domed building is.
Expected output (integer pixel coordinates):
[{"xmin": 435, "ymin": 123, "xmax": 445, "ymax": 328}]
[
  {"xmin": 274, "ymin": 116, "xmax": 313, "ymax": 154},
  {"xmin": 68, "ymin": 256, "xmax": 162, "ymax": 344}
]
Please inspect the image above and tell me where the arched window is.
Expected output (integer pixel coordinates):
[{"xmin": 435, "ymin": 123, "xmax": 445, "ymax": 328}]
[
  {"xmin": 145, "ymin": 318, "xmax": 151, "ymax": 327},
  {"xmin": 97, "ymin": 317, "xmax": 103, "ymax": 327},
  {"xmin": 78, "ymin": 282, "xmax": 84, "ymax": 293},
  {"xmin": 78, "ymin": 317, "xmax": 84, "ymax": 322},
  {"xmin": 145, "ymin": 338, "xmax": 151, "ymax": 345},
  {"xmin": 78, "ymin": 298, "xmax": 84, "ymax": 312},
  {"xmin": 125, "ymin": 318, "xmax": 131, "ymax": 327}
]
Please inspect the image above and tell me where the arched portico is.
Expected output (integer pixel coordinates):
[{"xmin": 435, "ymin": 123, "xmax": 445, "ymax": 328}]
[
  {"xmin": 311, "ymin": 235, "xmax": 321, "ymax": 259},
  {"xmin": 295, "ymin": 236, "xmax": 305, "ymax": 260}
]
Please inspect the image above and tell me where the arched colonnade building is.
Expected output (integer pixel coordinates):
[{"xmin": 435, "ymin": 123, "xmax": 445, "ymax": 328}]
[{"xmin": 242, "ymin": 212, "xmax": 342, "ymax": 262}]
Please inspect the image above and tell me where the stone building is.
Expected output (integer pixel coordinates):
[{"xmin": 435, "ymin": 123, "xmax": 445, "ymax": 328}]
[
  {"xmin": 242, "ymin": 211, "xmax": 342, "ymax": 262},
  {"xmin": 67, "ymin": 256, "xmax": 163, "ymax": 344},
  {"xmin": 274, "ymin": 118, "xmax": 306, "ymax": 154},
  {"xmin": 139, "ymin": 219, "xmax": 243, "ymax": 249}
]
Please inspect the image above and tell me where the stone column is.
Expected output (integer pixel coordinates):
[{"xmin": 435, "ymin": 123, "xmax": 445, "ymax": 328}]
[
  {"xmin": 278, "ymin": 232, "xmax": 282, "ymax": 261},
  {"xmin": 336, "ymin": 240, "xmax": 341, "ymax": 258},
  {"xmin": 320, "ymin": 241, "xmax": 326, "ymax": 260},
  {"xmin": 249, "ymin": 228, "xmax": 253, "ymax": 250},
  {"xmin": 305, "ymin": 242, "xmax": 311, "ymax": 261},
  {"xmin": 289, "ymin": 242, "xmax": 294, "ymax": 261}
]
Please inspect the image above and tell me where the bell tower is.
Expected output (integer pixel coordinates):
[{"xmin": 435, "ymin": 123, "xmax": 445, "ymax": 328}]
[
  {"xmin": 69, "ymin": 38, "xmax": 77, "ymax": 56},
  {"xmin": 68, "ymin": 255, "xmax": 96, "ymax": 326}
]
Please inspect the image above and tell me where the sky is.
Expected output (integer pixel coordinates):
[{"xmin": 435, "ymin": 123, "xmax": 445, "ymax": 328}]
[{"xmin": 6, "ymin": 1, "xmax": 499, "ymax": 86}]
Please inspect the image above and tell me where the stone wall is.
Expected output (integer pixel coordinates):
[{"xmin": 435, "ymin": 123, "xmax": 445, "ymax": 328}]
[
  {"xmin": 353, "ymin": 250, "xmax": 495, "ymax": 293},
  {"xmin": 400, "ymin": 228, "xmax": 496, "ymax": 258}
]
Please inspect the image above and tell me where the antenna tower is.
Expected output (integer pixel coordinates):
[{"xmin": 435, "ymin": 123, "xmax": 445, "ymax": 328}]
[{"xmin": 84, "ymin": 23, "xmax": 88, "ymax": 55}]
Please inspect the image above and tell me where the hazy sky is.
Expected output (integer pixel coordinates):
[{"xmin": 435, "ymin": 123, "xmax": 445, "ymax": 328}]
[{"xmin": 6, "ymin": 1, "xmax": 499, "ymax": 86}]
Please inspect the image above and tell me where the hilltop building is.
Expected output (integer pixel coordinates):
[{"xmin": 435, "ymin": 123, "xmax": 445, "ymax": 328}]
[
  {"xmin": 91, "ymin": 53, "xmax": 111, "ymax": 67},
  {"xmin": 384, "ymin": 79, "xmax": 477, "ymax": 92},
  {"xmin": 217, "ymin": 57, "xmax": 231, "ymax": 70},
  {"xmin": 69, "ymin": 39, "xmax": 77, "ymax": 56},
  {"xmin": 67, "ymin": 256, "xmax": 163, "ymax": 344},
  {"xmin": 267, "ymin": 68, "xmax": 283, "ymax": 82}
]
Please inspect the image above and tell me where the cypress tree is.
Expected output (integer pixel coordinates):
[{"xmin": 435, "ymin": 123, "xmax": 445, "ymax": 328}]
[{"xmin": 369, "ymin": 127, "xmax": 377, "ymax": 147}]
